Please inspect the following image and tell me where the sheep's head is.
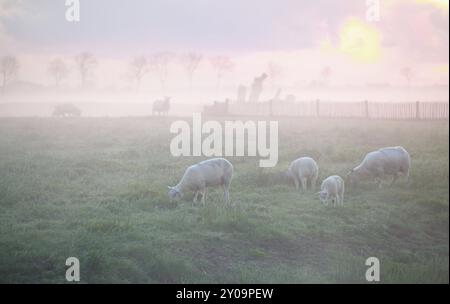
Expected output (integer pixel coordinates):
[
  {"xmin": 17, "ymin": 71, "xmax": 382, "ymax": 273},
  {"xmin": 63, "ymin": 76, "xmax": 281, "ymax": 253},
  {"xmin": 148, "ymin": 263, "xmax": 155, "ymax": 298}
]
[
  {"xmin": 168, "ymin": 186, "xmax": 182, "ymax": 201},
  {"xmin": 317, "ymin": 190, "xmax": 328, "ymax": 204},
  {"xmin": 285, "ymin": 169, "xmax": 295, "ymax": 183}
]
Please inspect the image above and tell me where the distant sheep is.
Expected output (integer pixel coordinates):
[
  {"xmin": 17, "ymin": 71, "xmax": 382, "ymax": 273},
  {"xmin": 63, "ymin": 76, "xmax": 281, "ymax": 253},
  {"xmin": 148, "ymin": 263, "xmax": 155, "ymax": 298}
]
[
  {"xmin": 348, "ymin": 146, "xmax": 411, "ymax": 188},
  {"xmin": 52, "ymin": 103, "xmax": 81, "ymax": 117},
  {"xmin": 318, "ymin": 175, "xmax": 345, "ymax": 206},
  {"xmin": 203, "ymin": 99, "xmax": 229, "ymax": 116},
  {"xmin": 153, "ymin": 97, "xmax": 171, "ymax": 116},
  {"xmin": 287, "ymin": 157, "xmax": 319, "ymax": 191},
  {"xmin": 168, "ymin": 158, "xmax": 233, "ymax": 205}
]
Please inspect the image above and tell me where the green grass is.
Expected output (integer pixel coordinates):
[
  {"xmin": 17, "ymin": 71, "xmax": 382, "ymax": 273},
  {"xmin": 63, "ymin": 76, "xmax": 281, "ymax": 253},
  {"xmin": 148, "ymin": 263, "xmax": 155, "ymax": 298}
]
[{"xmin": 0, "ymin": 117, "xmax": 448, "ymax": 283}]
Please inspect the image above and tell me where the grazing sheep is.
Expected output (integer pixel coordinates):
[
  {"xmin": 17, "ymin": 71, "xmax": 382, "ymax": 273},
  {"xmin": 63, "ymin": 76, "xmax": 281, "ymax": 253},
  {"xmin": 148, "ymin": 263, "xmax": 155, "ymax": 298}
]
[
  {"xmin": 347, "ymin": 146, "xmax": 411, "ymax": 188},
  {"xmin": 168, "ymin": 158, "xmax": 233, "ymax": 205},
  {"xmin": 287, "ymin": 157, "xmax": 319, "ymax": 191},
  {"xmin": 318, "ymin": 175, "xmax": 345, "ymax": 207},
  {"xmin": 153, "ymin": 97, "xmax": 171, "ymax": 116}
]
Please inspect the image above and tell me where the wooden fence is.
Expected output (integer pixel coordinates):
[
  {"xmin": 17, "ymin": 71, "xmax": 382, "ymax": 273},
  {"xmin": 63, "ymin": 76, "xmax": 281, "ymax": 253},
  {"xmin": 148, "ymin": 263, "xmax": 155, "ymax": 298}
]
[{"xmin": 227, "ymin": 101, "xmax": 449, "ymax": 120}]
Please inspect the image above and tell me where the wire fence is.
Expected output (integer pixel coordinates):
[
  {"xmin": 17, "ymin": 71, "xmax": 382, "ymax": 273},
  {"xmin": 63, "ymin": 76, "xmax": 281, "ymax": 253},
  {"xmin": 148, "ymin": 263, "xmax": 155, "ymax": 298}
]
[
  {"xmin": 227, "ymin": 101, "xmax": 449, "ymax": 120},
  {"xmin": 0, "ymin": 101, "xmax": 448, "ymax": 119}
]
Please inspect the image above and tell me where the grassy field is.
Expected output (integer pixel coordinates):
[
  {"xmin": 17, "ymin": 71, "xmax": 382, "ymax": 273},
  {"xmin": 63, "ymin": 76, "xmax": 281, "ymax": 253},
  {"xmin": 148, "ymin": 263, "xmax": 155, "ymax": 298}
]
[{"xmin": 0, "ymin": 117, "xmax": 448, "ymax": 283}]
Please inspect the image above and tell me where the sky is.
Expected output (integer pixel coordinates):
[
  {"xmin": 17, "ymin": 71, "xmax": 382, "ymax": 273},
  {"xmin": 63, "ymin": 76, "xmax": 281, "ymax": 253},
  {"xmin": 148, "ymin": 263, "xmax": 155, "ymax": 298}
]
[{"xmin": 0, "ymin": 0, "xmax": 449, "ymax": 90}]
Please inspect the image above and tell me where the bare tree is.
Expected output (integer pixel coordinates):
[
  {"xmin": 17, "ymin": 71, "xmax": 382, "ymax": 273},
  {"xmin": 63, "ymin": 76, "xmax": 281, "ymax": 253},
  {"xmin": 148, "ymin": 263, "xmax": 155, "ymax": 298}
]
[
  {"xmin": 149, "ymin": 52, "xmax": 174, "ymax": 93},
  {"xmin": 129, "ymin": 56, "xmax": 148, "ymax": 92},
  {"xmin": 401, "ymin": 67, "xmax": 413, "ymax": 86},
  {"xmin": 210, "ymin": 56, "xmax": 234, "ymax": 96},
  {"xmin": 48, "ymin": 59, "xmax": 69, "ymax": 87},
  {"xmin": 1, "ymin": 56, "xmax": 19, "ymax": 92},
  {"xmin": 75, "ymin": 52, "xmax": 97, "ymax": 88},
  {"xmin": 180, "ymin": 52, "xmax": 203, "ymax": 91},
  {"xmin": 267, "ymin": 61, "xmax": 283, "ymax": 88}
]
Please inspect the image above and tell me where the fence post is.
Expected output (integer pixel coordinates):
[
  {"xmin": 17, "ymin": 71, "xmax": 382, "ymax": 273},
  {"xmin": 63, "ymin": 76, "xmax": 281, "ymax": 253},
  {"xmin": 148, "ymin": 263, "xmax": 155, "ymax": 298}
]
[
  {"xmin": 269, "ymin": 99, "xmax": 273, "ymax": 117},
  {"xmin": 316, "ymin": 99, "xmax": 320, "ymax": 118},
  {"xmin": 365, "ymin": 100, "xmax": 369, "ymax": 119},
  {"xmin": 416, "ymin": 101, "xmax": 420, "ymax": 120}
]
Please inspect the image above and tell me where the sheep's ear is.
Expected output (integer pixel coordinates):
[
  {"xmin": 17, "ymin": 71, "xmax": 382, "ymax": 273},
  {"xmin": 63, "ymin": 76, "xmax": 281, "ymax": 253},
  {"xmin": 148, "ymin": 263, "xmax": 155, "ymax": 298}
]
[{"xmin": 168, "ymin": 186, "xmax": 173, "ymax": 190}]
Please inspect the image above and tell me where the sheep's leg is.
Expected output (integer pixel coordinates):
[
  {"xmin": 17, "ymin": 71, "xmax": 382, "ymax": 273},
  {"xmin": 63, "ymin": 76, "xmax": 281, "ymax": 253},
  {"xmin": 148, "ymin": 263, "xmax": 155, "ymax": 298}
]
[
  {"xmin": 201, "ymin": 188, "xmax": 207, "ymax": 205},
  {"xmin": 375, "ymin": 176, "xmax": 383, "ymax": 189},
  {"xmin": 301, "ymin": 178, "xmax": 308, "ymax": 192},
  {"xmin": 323, "ymin": 194, "xmax": 329, "ymax": 206},
  {"xmin": 224, "ymin": 190, "xmax": 229, "ymax": 204},
  {"xmin": 377, "ymin": 180, "xmax": 382, "ymax": 189},
  {"xmin": 293, "ymin": 177, "xmax": 300, "ymax": 190},
  {"xmin": 193, "ymin": 191, "xmax": 199, "ymax": 203},
  {"xmin": 405, "ymin": 169, "xmax": 411, "ymax": 185},
  {"xmin": 222, "ymin": 184, "xmax": 230, "ymax": 204},
  {"xmin": 390, "ymin": 174, "xmax": 398, "ymax": 186}
]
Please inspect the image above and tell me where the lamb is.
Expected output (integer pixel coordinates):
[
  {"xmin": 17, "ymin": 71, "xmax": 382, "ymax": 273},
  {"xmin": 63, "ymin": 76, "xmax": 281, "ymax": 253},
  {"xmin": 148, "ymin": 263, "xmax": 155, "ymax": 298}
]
[
  {"xmin": 318, "ymin": 175, "xmax": 345, "ymax": 206},
  {"xmin": 168, "ymin": 158, "xmax": 233, "ymax": 205},
  {"xmin": 347, "ymin": 146, "xmax": 411, "ymax": 188},
  {"xmin": 287, "ymin": 157, "xmax": 319, "ymax": 191}
]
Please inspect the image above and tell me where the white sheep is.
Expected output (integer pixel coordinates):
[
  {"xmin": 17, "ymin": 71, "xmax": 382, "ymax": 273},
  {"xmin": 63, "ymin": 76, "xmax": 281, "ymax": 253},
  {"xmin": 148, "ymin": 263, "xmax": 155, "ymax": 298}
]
[
  {"xmin": 318, "ymin": 175, "xmax": 345, "ymax": 207},
  {"xmin": 347, "ymin": 146, "xmax": 411, "ymax": 188},
  {"xmin": 168, "ymin": 158, "xmax": 233, "ymax": 204},
  {"xmin": 287, "ymin": 157, "xmax": 319, "ymax": 191}
]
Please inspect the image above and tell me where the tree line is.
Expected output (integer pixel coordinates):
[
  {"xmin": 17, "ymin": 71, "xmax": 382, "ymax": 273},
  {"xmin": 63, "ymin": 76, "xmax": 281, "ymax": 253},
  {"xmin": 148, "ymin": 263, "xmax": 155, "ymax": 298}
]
[
  {"xmin": 0, "ymin": 52, "xmax": 417, "ymax": 94},
  {"xmin": 0, "ymin": 52, "xmax": 238, "ymax": 94}
]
